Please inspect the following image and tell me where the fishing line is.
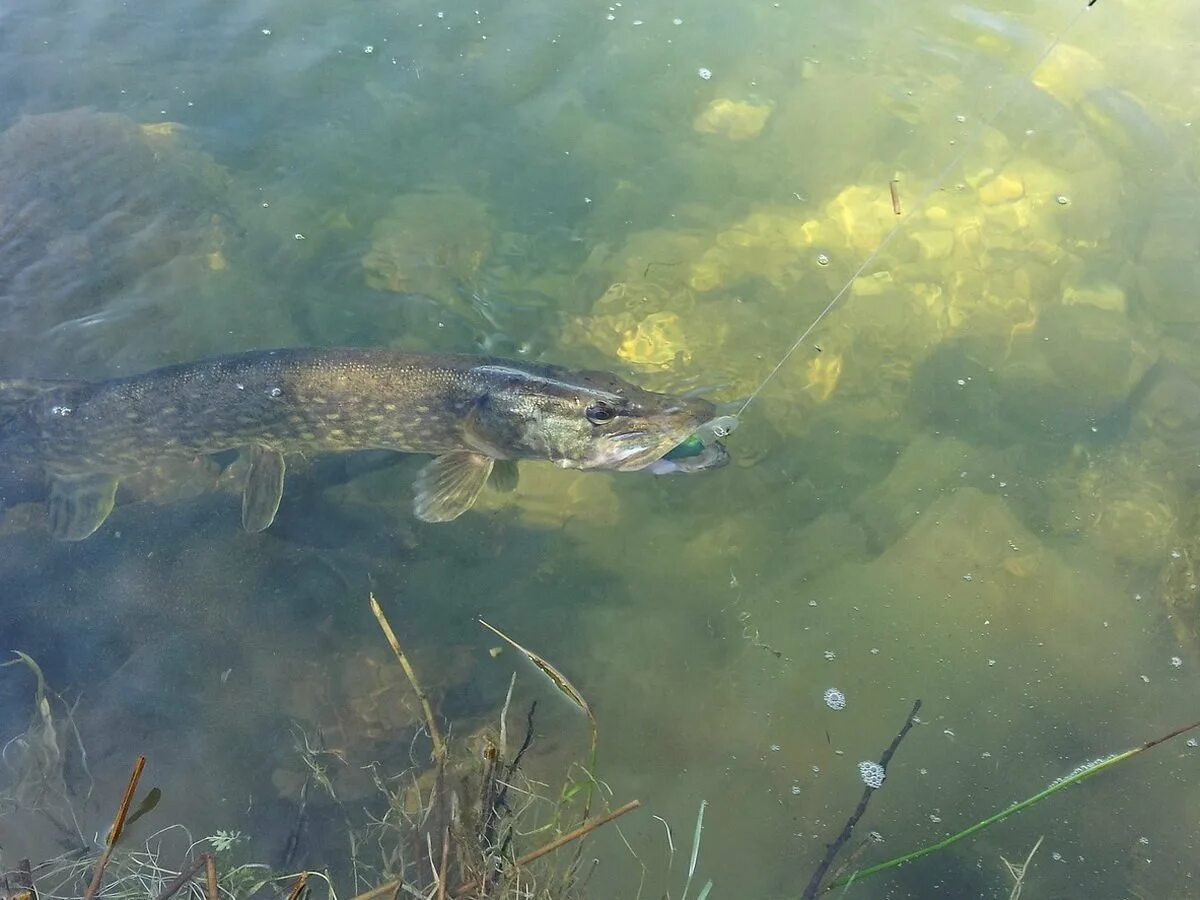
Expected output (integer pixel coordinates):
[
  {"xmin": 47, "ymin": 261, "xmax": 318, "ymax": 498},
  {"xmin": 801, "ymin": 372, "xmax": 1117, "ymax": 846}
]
[{"xmin": 733, "ymin": 0, "xmax": 1098, "ymax": 420}]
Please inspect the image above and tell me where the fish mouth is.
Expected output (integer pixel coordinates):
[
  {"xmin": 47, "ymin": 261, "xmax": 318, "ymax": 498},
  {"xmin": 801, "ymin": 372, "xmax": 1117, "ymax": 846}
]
[{"xmin": 607, "ymin": 412, "xmax": 739, "ymax": 473}]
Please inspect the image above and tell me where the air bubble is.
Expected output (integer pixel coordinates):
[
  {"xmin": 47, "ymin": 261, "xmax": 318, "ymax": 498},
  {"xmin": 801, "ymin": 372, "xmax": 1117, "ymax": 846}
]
[
  {"xmin": 697, "ymin": 67, "xmax": 712, "ymax": 80},
  {"xmin": 858, "ymin": 761, "xmax": 885, "ymax": 789},
  {"xmin": 1056, "ymin": 195, "xmax": 1070, "ymax": 206},
  {"xmin": 269, "ymin": 387, "xmax": 282, "ymax": 398},
  {"xmin": 823, "ymin": 688, "xmax": 846, "ymax": 710},
  {"xmin": 816, "ymin": 253, "xmax": 830, "ymax": 266},
  {"xmin": 1170, "ymin": 656, "xmax": 1183, "ymax": 668}
]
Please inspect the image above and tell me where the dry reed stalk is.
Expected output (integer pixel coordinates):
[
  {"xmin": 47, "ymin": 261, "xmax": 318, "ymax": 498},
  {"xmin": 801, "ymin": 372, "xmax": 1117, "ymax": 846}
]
[
  {"xmin": 285, "ymin": 872, "xmax": 309, "ymax": 900},
  {"xmin": 152, "ymin": 855, "xmax": 209, "ymax": 900},
  {"xmin": 82, "ymin": 755, "xmax": 146, "ymax": 900},
  {"xmin": 437, "ymin": 825, "xmax": 450, "ymax": 900},
  {"xmin": 370, "ymin": 593, "xmax": 446, "ymax": 763},
  {"xmin": 204, "ymin": 853, "xmax": 219, "ymax": 900},
  {"xmin": 452, "ymin": 799, "xmax": 642, "ymax": 897}
]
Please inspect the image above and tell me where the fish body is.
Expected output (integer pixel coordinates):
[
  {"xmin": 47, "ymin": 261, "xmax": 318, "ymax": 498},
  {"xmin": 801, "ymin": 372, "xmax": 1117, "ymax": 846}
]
[{"xmin": 0, "ymin": 347, "xmax": 726, "ymax": 539}]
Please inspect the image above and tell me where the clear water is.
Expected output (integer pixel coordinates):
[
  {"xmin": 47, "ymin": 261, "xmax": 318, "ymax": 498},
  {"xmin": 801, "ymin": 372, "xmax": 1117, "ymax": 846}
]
[{"xmin": 2, "ymin": 0, "xmax": 1199, "ymax": 897}]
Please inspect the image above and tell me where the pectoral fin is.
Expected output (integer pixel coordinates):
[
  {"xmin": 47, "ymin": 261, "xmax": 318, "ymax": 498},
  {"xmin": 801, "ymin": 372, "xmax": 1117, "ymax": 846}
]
[
  {"xmin": 413, "ymin": 451, "xmax": 494, "ymax": 523},
  {"xmin": 48, "ymin": 473, "xmax": 119, "ymax": 541},
  {"xmin": 242, "ymin": 446, "xmax": 286, "ymax": 533},
  {"xmin": 488, "ymin": 459, "xmax": 519, "ymax": 493}
]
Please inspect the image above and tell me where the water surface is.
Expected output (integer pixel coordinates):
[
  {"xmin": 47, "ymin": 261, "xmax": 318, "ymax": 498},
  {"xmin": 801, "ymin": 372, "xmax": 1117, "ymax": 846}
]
[{"xmin": 2, "ymin": 0, "xmax": 1199, "ymax": 897}]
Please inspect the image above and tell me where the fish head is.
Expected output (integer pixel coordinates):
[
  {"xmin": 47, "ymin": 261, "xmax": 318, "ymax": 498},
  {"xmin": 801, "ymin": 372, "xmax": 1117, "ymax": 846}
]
[{"xmin": 466, "ymin": 362, "xmax": 719, "ymax": 472}]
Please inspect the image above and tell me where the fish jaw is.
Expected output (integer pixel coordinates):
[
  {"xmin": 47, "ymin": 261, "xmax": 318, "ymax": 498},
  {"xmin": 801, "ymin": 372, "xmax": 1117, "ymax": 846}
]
[{"xmin": 573, "ymin": 397, "xmax": 720, "ymax": 472}]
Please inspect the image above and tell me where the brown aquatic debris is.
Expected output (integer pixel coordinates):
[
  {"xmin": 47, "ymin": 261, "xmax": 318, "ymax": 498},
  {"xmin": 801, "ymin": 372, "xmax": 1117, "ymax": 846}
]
[
  {"xmin": 285, "ymin": 872, "xmax": 309, "ymax": 900},
  {"xmin": 802, "ymin": 700, "xmax": 922, "ymax": 899},
  {"xmin": 370, "ymin": 593, "xmax": 447, "ymax": 764},
  {"xmin": 889, "ymin": 179, "xmax": 901, "ymax": 216},
  {"xmin": 204, "ymin": 853, "xmax": 219, "ymax": 900},
  {"xmin": 151, "ymin": 855, "xmax": 210, "ymax": 900},
  {"xmin": 82, "ymin": 755, "xmax": 146, "ymax": 900},
  {"xmin": 453, "ymin": 799, "xmax": 642, "ymax": 897}
]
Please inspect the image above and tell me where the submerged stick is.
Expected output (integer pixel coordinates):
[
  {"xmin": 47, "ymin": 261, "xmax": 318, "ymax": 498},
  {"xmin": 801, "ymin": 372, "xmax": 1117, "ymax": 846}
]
[
  {"xmin": 831, "ymin": 717, "xmax": 1200, "ymax": 891},
  {"xmin": 15, "ymin": 858, "xmax": 38, "ymax": 900},
  {"xmin": 151, "ymin": 855, "xmax": 209, "ymax": 900},
  {"xmin": 204, "ymin": 853, "xmax": 219, "ymax": 900},
  {"xmin": 451, "ymin": 799, "xmax": 642, "ymax": 897},
  {"xmin": 437, "ymin": 825, "xmax": 450, "ymax": 900},
  {"xmin": 889, "ymin": 179, "xmax": 901, "ymax": 215},
  {"xmin": 83, "ymin": 754, "xmax": 146, "ymax": 900},
  {"xmin": 802, "ymin": 700, "xmax": 922, "ymax": 899},
  {"xmin": 285, "ymin": 872, "xmax": 309, "ymax": 900},
  {"xmin": 370, "ymin": 593, "xmax": 446, "ymax": 763}
]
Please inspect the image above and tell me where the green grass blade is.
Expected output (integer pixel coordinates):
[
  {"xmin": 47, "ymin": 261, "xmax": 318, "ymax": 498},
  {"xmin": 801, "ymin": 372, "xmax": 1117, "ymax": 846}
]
[{"xmin": 831, "ymin": 716, "xmax": 1200, "ymax": 891}]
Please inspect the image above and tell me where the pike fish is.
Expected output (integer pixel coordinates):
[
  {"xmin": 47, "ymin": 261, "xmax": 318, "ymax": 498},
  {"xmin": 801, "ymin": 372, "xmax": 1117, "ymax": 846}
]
[{"xmin": 0, "ymin": 347, "xmax": 729, "ymax": 540}]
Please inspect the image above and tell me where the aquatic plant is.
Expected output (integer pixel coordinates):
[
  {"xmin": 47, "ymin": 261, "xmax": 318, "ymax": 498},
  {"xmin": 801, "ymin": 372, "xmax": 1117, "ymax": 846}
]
[{"xmin": 0, "ymin": 600, "xmax": 663, "ymax": 900}]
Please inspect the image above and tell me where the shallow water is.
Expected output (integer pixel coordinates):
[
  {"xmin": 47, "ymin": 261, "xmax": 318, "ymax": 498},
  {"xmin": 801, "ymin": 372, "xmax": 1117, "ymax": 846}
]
[{"xmin": 2, "ymin": 0, "xmax": 1200, "ymax": 897}]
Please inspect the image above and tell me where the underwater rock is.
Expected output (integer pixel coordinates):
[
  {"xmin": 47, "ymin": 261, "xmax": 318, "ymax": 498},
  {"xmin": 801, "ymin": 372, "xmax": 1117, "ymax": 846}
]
[
  {"xmin": 1132, "ymin": 364, "xmax": 1200, "ymax": 449},
  {"xmin": 993, "ymin": 303, "xmax": 1155, "ymax": 436},
  {"xmin": 474, "ymin": 465, "xmax": 622, "ymax": 530},
  {"xmin": 693, "ymin": 98, "xmax": 773, "ymax": 141},
  {"xmin": 362, "ymin": 188, "xmax": 493, "ymax": 299},
  {"xmin": 858, "ymin": 486, "xmax": 1135, "ymax": 686},
  {"xmin": 977, "ymin": 171, "xmax": 1025, "ymax": 205},
  {"xmin": 0, "ymin": 109, "xmax": 231, "ymax": 364},
  {"xmin": 1046, "ymin": 447, "xmax": 1180, "ymax": 566},
  {"xmin": 1061, "ymin": 279, "xmax": 1127, "ymax": 314},
  {"xmin": 1136, "ymin": 196, "xmax": 1200, "ymax": 326},
  {"xmin": 617, "ymin": 310, "xmax": 692, "ymax": 368},
  {"xmin": 1032, "ymin": 43, "xmax": 1107, "ymax": 108},
  {"xmin": 852, "ymin": 433, "xmax": 1010, "ymax": 546},
  {"xmin": 824, "ymin": 184, "xmax": 898, "ymax": 252}
]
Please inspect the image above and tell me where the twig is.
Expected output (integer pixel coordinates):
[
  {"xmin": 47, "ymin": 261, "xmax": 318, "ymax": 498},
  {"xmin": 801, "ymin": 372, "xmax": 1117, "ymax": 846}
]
[
  {"xmin": 831, "ymin": 716, "xmax": 1200, "ymax": 890},
  {"xmin": 16, "ymin": 859, "xmax": 38, "ymax": 900},
  {"xmin": 205, "ymin": 853, "xmax": 219, "ymax": 900},
  {"xmin": 371, "ymin": 594, "xmax": 446, "ymax": 763},
  {"xmin": 436, "ymin": 825, "xmax": 449, "ymax": 900},
  {"xmin": 285, "ymin": 872, "xmax": 309, "ymax": 900},
  {"xmin": 889, "ymin": 179, "xmax": 901, "ymax": 215},
  {"xmin": 83, "ymin": 755, "xmax": 146, "ymax": 900},
  {"xmin": 802, "ymin": 700, "xmax": 922, "ymax": 899},
  {"xmin": 453, "ymin": 799, "xmax": 641, "ymax": 897},
  {"xmin": 152, "ymin": 855, "xmax": 208, "ymax": 900}
]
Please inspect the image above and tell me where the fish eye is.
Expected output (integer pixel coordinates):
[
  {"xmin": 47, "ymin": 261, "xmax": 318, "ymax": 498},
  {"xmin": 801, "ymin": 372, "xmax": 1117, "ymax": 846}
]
[{"xmin": 585, "ymin": 401, "xmax": 616, "ymax": 425}]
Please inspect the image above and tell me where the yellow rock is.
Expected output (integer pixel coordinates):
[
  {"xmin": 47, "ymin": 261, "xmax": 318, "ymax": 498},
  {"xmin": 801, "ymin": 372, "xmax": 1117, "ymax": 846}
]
[
  {"xmin": 978, "ymin": 172, "xmax": 1024, "ymax": 205},
  {"xmin": 851, "ymin": 270, "xmax": 895, "ymax": 297},
  {"xmin": 618, "ymin": 311, "xmax": 691, "ymax": 368},
  {"xmin": 1032, "ymin": 43, "xmax": 1106, "ymax": 108},
  {"xmin": 805, "ymin": 353, "xmax": 842, "ymax": 401},
  {"xmin": 824, "ymin": 184, "xmax": 896, "ymax": 251},
  {"xmin": 206, "ymin": 250, "xmax": 227, "ymax": 271},
  {"xmin": 1062, "ymin": 282, "xmax": 1127, "ymax": 314},
  {"xmin": 689, "ymin": 256, "xmax": 726, "ymax": 292},
  {"xmin": 693, "ymin": 98, "xmax": 772, "ymax": 141},
  {"xmin": 983, "ymin": 198, "xmax": 1034, "ymax": 233},
  {"xmin": 911, "ymin": 230, "xmax": 955, "ymax": 260},
  {"xmin": 139, "ymin": 121, "xmax": 185, "ymax": 139}
]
